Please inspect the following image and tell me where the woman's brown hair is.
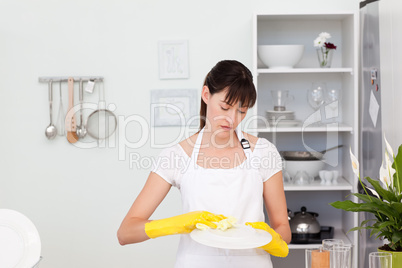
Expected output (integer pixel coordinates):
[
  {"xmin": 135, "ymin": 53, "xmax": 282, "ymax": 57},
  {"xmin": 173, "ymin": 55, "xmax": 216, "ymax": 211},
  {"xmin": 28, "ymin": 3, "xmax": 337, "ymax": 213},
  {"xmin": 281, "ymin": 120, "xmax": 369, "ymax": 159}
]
[{"xmin": 199, "ymin": 60, "xmax": 257, "ymax": 130}]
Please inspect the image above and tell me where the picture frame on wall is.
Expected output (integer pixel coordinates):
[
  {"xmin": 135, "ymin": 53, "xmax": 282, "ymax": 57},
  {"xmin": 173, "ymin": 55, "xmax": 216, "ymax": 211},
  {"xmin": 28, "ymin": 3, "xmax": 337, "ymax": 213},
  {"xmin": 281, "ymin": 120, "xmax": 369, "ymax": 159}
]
[
  {"xmin": 151, "ymin": 89, "xmax": 198, "ymax": 127},
  {"xmin": 158, "ymin": 40, "xmax": 189, "ymax": 79}
]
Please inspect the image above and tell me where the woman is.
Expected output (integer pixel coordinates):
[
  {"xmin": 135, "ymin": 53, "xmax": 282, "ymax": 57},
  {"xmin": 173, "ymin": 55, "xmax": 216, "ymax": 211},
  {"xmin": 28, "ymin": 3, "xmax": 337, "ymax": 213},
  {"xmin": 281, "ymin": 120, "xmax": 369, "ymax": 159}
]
[{"xmin": 117, "ymin": 60, "xmax": 291, "ymax": 267}]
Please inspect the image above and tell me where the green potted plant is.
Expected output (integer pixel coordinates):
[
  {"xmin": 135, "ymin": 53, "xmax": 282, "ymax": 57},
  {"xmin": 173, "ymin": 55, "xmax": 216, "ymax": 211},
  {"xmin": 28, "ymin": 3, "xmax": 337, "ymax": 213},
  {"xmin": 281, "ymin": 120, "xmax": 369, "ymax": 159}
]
[{"xmin": 330, "ymin": 136, "xmax": 402, "ymax": 267}]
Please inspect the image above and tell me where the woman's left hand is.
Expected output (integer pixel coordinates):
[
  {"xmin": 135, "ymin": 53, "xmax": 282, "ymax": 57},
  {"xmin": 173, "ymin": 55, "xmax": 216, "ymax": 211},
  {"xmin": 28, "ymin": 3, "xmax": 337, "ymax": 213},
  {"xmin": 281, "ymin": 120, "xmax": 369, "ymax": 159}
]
[{"xmin": 246, "ymin": 221, "xmax": 289, "ymax": 258}]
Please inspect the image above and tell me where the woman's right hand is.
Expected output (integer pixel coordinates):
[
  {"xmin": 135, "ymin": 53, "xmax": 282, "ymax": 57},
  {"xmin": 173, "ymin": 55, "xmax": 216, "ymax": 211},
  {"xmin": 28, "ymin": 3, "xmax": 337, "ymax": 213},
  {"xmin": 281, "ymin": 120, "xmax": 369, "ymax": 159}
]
[
  {"xmin": 145, "ymin": 211, "xmax": 226, "ymax": 239},
  {"xmin": 117, "ymin": 173, "xmax": 225, "ymax": 245}
]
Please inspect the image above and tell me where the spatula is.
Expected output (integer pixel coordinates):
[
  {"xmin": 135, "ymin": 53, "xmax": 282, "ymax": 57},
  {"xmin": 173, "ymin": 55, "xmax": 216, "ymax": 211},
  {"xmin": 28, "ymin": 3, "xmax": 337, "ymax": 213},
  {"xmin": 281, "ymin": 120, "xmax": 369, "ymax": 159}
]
[{"xmin": 66, "ymin": 77, "xmax": 79, "ymax": 143}]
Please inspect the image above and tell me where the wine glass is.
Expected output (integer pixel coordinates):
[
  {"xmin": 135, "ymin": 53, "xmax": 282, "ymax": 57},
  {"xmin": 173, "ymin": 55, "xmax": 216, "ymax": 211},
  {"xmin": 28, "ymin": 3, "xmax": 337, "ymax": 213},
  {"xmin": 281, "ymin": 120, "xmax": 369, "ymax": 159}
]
[
  {"xmin": 307, "ymin": 82, "xmax": 326, "ymax": 124},
  {"xmin": 307, "ymin": 82, "xmax": 326, "ymax": 109},
  {"xmin": 326, "ymin": 88, "xmax": 341, "ymax": 122},
  {"xmin": 326, "ymin": 88, "xmax": 341, "ymax": 103}
]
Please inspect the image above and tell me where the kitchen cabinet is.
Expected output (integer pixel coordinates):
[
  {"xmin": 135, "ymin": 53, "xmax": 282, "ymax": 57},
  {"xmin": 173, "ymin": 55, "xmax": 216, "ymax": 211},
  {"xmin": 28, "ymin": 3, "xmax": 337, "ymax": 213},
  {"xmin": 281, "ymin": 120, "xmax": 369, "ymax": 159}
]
[{"xmin": 248, "ymin": 12, "xmax": 359, "ymax": 267}]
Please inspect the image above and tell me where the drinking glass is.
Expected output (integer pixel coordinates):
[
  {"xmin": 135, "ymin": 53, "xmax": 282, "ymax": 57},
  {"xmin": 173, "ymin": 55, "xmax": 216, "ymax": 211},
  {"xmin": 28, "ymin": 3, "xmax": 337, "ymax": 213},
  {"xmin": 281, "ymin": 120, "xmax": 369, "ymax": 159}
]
[
  {"xmin": 271, "ymin": 90, "xmax": 294, "ymax": 111},
  {"xmin": 331, "ymin": 246, "xmax": 352, "ymax": 268},
  {"xmin": 369, "ymin": 252, "xmax": 392, "ymax": 268},
  {"xmin": 306, "ymin": 247, "xmax": 330, "ymax": 268},
  {"xmin": 334, "ymin": 244, "xmax": 353, "ymax": 263}
]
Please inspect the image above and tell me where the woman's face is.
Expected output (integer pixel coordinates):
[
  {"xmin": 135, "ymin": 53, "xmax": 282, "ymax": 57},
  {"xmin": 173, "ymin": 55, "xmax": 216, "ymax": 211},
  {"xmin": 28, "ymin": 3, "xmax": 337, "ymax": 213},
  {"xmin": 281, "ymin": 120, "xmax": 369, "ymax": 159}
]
[{"xmin": 202, "ymin": 86, "xmax": 248, "ymax": 139}]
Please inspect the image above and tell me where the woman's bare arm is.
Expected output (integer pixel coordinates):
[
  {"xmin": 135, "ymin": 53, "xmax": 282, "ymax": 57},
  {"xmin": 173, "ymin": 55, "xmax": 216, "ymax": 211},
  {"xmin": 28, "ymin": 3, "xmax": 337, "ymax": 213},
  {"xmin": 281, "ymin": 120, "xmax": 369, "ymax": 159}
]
[
  {"xmin": 117, "ymin": 172, "xmax": 172, "ymax": 245},
  {"xmin": 263, "ymin": 171, "xmax": 291, "ymax": 244}
]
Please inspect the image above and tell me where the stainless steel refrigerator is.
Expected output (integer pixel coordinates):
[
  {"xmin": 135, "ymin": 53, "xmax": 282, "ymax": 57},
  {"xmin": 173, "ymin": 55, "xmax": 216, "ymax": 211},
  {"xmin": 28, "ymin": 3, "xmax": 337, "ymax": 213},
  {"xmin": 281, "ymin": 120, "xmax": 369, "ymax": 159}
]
[{"xmin": 359, "ymin": 0, "xmax": 384, "ymax": 267}]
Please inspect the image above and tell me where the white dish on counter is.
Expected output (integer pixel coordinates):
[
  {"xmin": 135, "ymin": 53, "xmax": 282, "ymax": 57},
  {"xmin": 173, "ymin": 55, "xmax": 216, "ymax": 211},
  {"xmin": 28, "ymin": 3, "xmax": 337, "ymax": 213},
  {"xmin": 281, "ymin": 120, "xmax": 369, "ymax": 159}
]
[
  {"xmin": 0, "ymin": 209, "xmax": 41, "ymax": 268},
  {"xmin": 190, "ymin": 224, "xmax": 272, "ymax": 249}
]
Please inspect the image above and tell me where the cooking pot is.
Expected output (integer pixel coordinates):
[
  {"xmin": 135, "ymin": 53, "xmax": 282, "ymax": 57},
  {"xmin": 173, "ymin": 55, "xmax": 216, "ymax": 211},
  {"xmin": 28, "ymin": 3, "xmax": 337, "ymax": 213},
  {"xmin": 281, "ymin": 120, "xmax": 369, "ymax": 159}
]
[
  {"xmin": 280, "ymin": 145, "xmax": 343, "ymax": 161},
  {"xmin": 289, "ymin": 206, "xmax": 321, "ymax": 243}
]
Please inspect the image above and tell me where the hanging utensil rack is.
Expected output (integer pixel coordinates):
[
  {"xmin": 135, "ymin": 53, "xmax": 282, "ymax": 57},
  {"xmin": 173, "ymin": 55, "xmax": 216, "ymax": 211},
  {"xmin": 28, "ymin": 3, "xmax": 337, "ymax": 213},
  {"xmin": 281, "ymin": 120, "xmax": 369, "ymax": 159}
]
[
  {"xmin": 39, "ymin": 76, "xmax": 111, "ymax": 144},
  {"xmin": 38, "ymin": 76, "xmax": 104, "ymax": 83}
]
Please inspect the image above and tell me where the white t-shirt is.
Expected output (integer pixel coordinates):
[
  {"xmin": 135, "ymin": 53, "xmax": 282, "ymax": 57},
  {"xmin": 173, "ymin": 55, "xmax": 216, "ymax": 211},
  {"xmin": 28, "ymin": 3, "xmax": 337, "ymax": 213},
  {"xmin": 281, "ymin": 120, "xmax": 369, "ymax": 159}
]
[{"xmin": 152, "ymin": 137, "xmax": 283, "ymax": 188}]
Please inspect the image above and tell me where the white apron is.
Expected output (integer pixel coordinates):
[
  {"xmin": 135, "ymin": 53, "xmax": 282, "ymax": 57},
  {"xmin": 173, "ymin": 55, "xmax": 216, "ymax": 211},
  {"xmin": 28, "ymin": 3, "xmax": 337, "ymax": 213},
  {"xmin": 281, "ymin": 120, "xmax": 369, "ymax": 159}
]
[{"xmin": 174, "ymin": 126, "xmax": 273, "ymax": 268}]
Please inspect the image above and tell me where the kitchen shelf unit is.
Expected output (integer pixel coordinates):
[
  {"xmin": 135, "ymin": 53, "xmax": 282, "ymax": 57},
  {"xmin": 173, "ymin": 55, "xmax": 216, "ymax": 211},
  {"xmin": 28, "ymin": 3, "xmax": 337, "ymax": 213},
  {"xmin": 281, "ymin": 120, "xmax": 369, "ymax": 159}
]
[
  {"xmin": 255, "ymin": 123, "xmax": 353, "ymax": 133},
  {"xmin": 257, "ymin": 67, "xmax": 353, "ymax": 74},
  {"xmin": 284, "ymin": 177, "xmax": 352, "ymax": 191},
  {"xmin": 289, "ymin": 229, "xmax": 350, "ymax": 250},
  {"xmin": 250, "ymin": 11, "xmax": 359, "ymax": 268}
]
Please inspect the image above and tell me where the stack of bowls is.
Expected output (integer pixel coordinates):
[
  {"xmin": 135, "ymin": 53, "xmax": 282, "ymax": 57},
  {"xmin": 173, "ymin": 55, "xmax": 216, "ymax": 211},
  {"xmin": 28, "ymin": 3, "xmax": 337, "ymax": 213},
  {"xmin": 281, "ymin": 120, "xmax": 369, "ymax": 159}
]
[
  {"xmin": 266, "ymin": 110, "xmax": 295, "ymax": 120},
  {"xmin": 266, "ymin": 110, "xmax": 300, "ymax": 127}
]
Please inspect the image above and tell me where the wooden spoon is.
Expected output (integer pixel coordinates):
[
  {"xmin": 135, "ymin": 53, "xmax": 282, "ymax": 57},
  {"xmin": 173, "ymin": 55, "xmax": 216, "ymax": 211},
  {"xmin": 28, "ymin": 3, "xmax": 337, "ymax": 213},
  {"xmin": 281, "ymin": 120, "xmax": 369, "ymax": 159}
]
[{"xmin": 66, "ymin": 77, "xmax": 79, "ymax": 143}]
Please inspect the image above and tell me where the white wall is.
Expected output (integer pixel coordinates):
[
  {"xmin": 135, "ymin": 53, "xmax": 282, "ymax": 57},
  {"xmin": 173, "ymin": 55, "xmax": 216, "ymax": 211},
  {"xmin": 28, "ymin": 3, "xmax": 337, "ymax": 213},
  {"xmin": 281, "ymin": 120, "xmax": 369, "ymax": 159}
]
[{"xmin": 0, "ymin": 1, "xmax": 358, "ymax": 267}]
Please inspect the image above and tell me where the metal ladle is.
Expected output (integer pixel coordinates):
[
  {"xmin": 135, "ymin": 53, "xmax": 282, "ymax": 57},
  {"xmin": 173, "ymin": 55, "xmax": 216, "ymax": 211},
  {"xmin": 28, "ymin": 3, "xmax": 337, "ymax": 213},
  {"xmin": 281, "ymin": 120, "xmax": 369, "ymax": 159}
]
[
  {"xmin": 76, "ymin": 79, "xmax": 87, "ymax": 139},
  {"xmin": 45, "ymin": 80, "xmax": 57, "ymax": 139}
]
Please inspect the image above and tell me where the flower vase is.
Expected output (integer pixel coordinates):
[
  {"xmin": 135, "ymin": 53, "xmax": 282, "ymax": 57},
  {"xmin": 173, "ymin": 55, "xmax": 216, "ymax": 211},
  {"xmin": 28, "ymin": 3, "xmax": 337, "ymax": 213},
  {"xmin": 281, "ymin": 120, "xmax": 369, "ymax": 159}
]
[
  {"xmin": 378, "ymin": 248, "xmax": 402, "ymax": 268},
  {"xmin": 316, "ymin": 47, "xmax": 334, "ymax": 68}
]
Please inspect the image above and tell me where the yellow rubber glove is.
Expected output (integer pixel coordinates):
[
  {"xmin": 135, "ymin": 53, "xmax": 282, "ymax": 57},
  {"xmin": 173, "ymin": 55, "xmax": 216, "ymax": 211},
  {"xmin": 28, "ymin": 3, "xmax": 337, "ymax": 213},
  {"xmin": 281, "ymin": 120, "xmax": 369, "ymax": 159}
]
[
  {"xmin": 246, "ymin": 222, "xmax": 289, "ymax": 258},
  {"xmin": 145, "ymin": 211, "xmax": 226, "ymax": 239}
]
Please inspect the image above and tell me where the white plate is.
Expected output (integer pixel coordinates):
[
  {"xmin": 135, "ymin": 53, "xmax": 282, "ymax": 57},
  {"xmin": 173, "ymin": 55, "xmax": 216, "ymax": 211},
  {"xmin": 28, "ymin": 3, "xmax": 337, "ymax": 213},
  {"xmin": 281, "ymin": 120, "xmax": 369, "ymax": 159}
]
[
  {"xmin": 0, "ymin": 209, "xmax": 41, "ymax": 268},
  {"xmin": 190, "ymin": 224, "xmax": 272, "ymax": 249}
]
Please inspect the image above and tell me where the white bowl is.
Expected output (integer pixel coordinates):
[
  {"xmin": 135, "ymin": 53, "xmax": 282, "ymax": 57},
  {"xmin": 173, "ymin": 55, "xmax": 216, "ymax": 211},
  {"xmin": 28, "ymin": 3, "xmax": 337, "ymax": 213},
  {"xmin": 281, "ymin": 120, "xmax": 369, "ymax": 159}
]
[
  {"xmin": 258, "ymin": 45, "xmax": 304, "ymax": 69},
  {"xmin": 283, "ymin": 160, "xmax": 325, "ymax": 179}
]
